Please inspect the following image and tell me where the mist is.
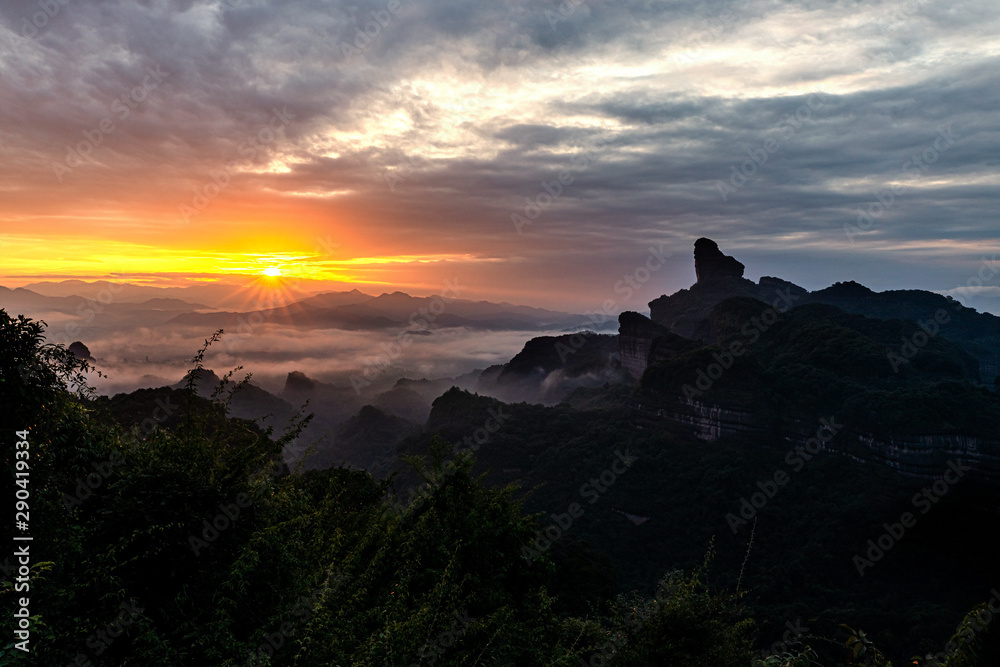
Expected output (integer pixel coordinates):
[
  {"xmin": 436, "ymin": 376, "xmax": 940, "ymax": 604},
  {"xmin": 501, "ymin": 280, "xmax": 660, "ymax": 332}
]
[{"xmin": 77, "ymin": 323, "xmax": 556, "ymax": 397}]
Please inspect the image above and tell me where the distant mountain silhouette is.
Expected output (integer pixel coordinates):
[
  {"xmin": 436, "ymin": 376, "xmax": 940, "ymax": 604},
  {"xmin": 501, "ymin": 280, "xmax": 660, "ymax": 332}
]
[
  {"xmin": 371, "ymin": 373, "xmax": 482, "ymax": 423},
  {"xmin": 132, "ymin": 297, "xmax": 214, "ymax": 310},
  {"xmin": 172, "ymin": 368, "xmax": 223, "ymax": 393},
  {"xmin": 0, "ymin": 285, "xmax": 216, "ymax": 334},
  {"xmin": 19, "ymin": 279, "xmax": 306, "ymax": 309},
  {"xmin": 167, "ymin": 290, "xmax": 596, "ymax": 332},
  {"xmin": 292, "ymin": 289, "xmax": 374, "ymax": 309},
  {"xmin": 2, "ymin": 281, "xmax": 607, "ymax": 341}
]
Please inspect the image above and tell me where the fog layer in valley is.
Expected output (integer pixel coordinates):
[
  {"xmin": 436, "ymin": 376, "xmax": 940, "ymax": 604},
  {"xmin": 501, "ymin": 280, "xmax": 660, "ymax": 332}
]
[{"xmin": 81, "ymin": 324, "xmax": 562, "ymax": 397}]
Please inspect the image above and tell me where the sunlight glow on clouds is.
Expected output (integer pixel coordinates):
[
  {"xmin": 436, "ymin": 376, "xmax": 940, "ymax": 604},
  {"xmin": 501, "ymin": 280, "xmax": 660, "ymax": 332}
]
[{"xmin": 0, "ymin": 0, "xmax": 998, "ymax": 308}]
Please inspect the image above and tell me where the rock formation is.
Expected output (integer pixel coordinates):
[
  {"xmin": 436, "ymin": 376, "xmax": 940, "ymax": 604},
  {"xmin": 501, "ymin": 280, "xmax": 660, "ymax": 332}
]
[
  {"xmin": 618, "ymin": 312, "xmax": 697, "ymax": 380},
  {"xmin": 649, "ymin": 239, "xmax": 769, "ymax": 339},
  {"xmin": 477, "ymin": 332, "xmax": 625, "ymax": 404},
  {"xmin": 284, "ymin": 370, "xmax": 320, "ymax": 393},
  {"xmin": 694, "ymin": 237, "xmax": 745, "ymax": 283},
  {"xmin": 68, "ymin": 341, "xmax": 93, "ymax": 361},
  {"xmin": 618, "ymin": 313, "xmax": 668, "ymax": 380}
]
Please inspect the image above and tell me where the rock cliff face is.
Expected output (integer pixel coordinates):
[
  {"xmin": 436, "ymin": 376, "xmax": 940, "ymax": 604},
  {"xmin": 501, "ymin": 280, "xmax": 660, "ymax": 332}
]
[
  {"xmin": 618, "ymin": 311, "xmax": 698, "ymax": 380},
  {"xmin": 854, "ymin": 432, "xmax": 1000, "ymax": 481},
  {"xmin": 618, "ymin": 312, "xmax": 668, "ymax": 380},
  {"xmin": 633, "ymin": 398, "xmax": 758, "ymax": 442},
  {"xmin": 632, "ymin": 397, "xmax": 1000, "ymax": 484}
]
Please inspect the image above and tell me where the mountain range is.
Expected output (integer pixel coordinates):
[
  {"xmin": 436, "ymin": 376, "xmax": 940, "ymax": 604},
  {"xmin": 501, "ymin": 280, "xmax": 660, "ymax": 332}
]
[
  {"xmin": 14, "ymin": 239, "xmax": 1000, "ymax": 662},
  {"xmin": 1, "ymin": 282, "xmax": 606, "ymax": 334},
  {"xmin": 166, "ymin": 289, "xmax": 603, "ymax": 332},
  {"xmin": 619, "ymin": 237, "xmax": 1000, "ymax": 484}
]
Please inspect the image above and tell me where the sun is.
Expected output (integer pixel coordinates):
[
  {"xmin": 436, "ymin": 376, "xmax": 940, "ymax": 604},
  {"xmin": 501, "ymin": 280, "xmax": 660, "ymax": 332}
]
[{"xmin": 263, "ymin": 267, "xmax": 282, "ymax": 277}]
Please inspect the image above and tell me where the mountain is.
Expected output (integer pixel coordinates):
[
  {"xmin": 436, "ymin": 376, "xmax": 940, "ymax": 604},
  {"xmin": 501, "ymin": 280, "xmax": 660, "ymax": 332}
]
[
  {"xmin": 371, "ymin": 372, "xmax": 483, "ymax": 423},
  {"xmin": 291, "ymin": 289, "xmax": 374, "ymax": 309},
  {"xmin": 476, "ymin": 332, "xmax": 627, "ymax": 404},
  {"xmin": 622, "ymin": 238, "xmax": 1000, "ymax": 484},
  {"xmin": 299, "ymin": 290, "xmax": 601, "ymax": 331},
  {"xmin": 0, "ymin": 285, "xmax": 93, "ymax": 313},
  {"xmin": 154, "ymin": 367, "xmax": 426, "ymax": 472},
  {"xmin": 167, "ymin": 290, "xmax": 597, "ymax": 332},
  {"xmin": 392, "ymin": 386, "xmax": 1000, "ymax": 662},
  {"xmin": 165, "ymin": 303, "xmax": 399, "ymax": 331},
  {"xmin": 0, "ymin": 285, "xmax": 215, "ymax": 326},
  {"xmin": 68, "ymin": 341, "xmax": 93, "ymax": 361},
  {"xmin": 22, "ymin": 279, "xmax": 156, "ymax": 299},
  {"xmin": 643, "ymin": 238, "xmax": 1000, "ymax": 384},
  {"xmin": 14, "ymin": 261, "xmax": 1000, "ymax": 664},
  {"xmin": 18, "ymin": 279, "xmax": 313, "ymax": 310},
  {"xmin": 303, "ymin": 405, "xmax": 418, "ymax": 474},
  {"xmin": 132, "ymin": 297, "xmax": 213, "ymax": 310},
  {"xmin": 355, "ymin": 291, "xmax": 591, "ymax": 328},
  {"xmin": 162, "ymin": 368, "xmax": 419, "ymax": 472}
]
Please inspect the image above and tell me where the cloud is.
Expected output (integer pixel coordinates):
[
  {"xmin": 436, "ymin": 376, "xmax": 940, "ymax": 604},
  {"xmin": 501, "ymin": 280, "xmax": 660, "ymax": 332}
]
[
  {"xmin": 1, "ymin": 0, "xmax": 998, "ymax": 310},
  {"xmin": 80, "ymin": 321, "xmax": 548, "ymax": 396}
]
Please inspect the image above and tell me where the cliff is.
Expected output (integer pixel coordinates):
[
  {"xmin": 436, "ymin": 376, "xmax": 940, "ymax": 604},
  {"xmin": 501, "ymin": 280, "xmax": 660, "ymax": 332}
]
[
  {"xmin": 632, "ymin": 396, "xmax": 1000, "ymax": 484},
  {"xmin": 648, "ymin": 239, "xmax": 807, "ymax": 339},
  {"xmin": 639, "ymin": 238, "xmax": 999, "ymax": 383},
  {"xmin": 619, "ymin": 311, "xmax": 698, "ymax": 380},
  {"xmin": 622, "ymin": 237, "xmax": 1000, "ymax": 485},
  {"xmin": 477, "ymin": 332, "xmax": 626, "ymax": 404}
]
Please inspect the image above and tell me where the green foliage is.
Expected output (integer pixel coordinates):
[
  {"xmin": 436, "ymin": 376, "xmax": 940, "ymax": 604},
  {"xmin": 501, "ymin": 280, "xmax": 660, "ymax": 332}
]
[
  {"xmin": 842, "ymin": 625, "xmax": 892, "ymax": 666},
  {"xmin": 753, "ymin": 644, "xmax": 822, "ymax": 667},
  {"xmin": 605, "ymin": 548, "xmax": 756, "ymax": 666},
  {"xmin": 639, "ymin": 297, "xmax": 1000, "ymax": 437},
  {"xmin": 1, "ymin": 315, "xmax": 757, "ymax": 665},
  {"xmin": 2, "ymin": 311, "xmax": 996, "ymax": 665}
]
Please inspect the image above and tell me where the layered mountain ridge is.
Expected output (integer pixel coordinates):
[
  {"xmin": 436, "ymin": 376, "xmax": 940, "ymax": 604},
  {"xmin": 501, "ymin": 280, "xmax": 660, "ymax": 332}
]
[{"xmin": 621, "ymin": 238, "xmax": 1000, "ymax": 484}]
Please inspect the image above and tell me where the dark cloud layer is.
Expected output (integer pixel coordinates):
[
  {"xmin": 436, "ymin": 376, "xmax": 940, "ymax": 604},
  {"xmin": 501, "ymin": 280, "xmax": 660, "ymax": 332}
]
[{"xmin": 1, "ymin": 0, "xmax": 998, "ymax": 311}]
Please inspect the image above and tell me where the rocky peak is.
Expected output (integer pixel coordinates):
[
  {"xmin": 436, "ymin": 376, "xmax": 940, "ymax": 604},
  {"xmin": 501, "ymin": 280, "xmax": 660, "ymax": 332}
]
[
  {"xmin": 647, "ymin": 238, "xmax": 798, "ymax": 339},
  {"xmin": 694, "ymin": 238, "xmax": 745, "ymax": 284},
  {"xmin": 68, "ymin": 341, "xmax": 93, "ymax": 361},
  {"xmin": 179, "ymin": 368, "xmax": 220, "ymax": 385},
  {"xmin": 284, "ymin": 370, "xmax": 319, "ymax": 393}
]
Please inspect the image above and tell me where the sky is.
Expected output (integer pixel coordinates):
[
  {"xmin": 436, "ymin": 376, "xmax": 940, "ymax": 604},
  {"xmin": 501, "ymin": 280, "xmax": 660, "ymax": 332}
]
[{"xmin": 1, "ymin": 0, "xmax": 999, "ymax": 312}]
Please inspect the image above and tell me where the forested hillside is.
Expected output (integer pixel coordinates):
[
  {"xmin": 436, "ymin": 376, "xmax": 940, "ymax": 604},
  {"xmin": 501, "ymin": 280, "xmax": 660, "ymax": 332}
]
[{"xmin": 1, "ymin": 309, "xmax": 997, "ymax": 666}]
